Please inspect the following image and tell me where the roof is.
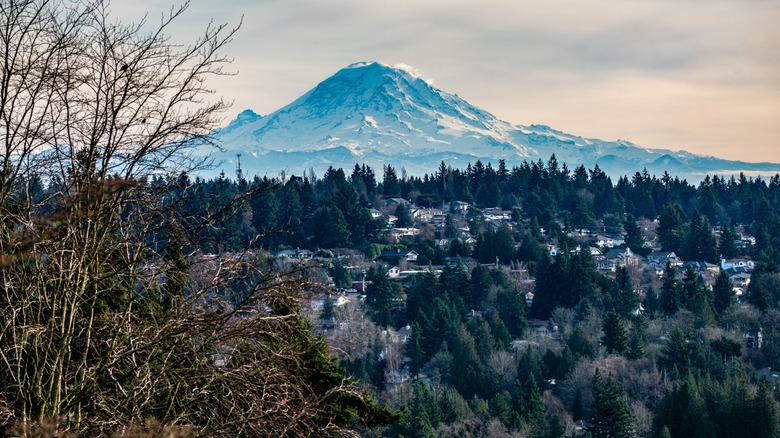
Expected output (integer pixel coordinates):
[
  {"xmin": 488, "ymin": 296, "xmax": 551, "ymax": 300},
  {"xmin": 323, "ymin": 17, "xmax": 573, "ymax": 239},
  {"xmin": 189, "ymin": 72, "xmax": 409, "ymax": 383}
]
[
  {"xmin": 648, "ymin": 251, "xmax": 678, "ymax": 258},
  {"xmin": 380, "ymin": 250, "xmax": 418, "ymax": 258},
  {"xmin": 605, "ymin": 248, "xmax": 635, "ymax": 258}
]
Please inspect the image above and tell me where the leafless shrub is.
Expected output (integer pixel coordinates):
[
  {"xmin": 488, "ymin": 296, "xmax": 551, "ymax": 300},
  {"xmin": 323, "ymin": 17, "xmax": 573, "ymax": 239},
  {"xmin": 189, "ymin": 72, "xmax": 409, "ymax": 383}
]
[{"xmin": 0, "ymin": 1, "xmax": 392, "ymax": 436}]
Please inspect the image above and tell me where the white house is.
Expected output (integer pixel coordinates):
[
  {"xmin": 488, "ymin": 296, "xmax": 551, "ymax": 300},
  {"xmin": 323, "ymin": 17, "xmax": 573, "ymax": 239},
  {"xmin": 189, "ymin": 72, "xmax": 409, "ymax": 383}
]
[{"xmin": 721, "ymin": 258, "xmax": 755, "ymax": 271}]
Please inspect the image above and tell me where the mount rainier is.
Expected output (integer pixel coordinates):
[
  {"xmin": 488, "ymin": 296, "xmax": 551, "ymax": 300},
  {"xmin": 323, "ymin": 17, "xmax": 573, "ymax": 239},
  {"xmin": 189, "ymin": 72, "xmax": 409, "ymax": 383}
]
[{"xmin": 202, "ymin": 62, "xmax": 779, "ymax": 181}]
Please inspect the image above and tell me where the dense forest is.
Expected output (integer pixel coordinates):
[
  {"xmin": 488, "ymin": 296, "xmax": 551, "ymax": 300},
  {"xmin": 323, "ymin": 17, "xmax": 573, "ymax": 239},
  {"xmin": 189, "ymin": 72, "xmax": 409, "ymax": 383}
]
[
  {"xmin": 14, "ymin": 154, "xmax": 780, "ymax": 437},
  {"xmin": 73, "ymin": 157, "xmax": 780, "ymax": 262}
]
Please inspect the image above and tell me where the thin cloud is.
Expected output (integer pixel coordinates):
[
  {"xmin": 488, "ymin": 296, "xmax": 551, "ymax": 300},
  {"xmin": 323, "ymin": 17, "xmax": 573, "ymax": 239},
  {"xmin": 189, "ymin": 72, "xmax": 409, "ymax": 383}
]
[{"xmin": 113, "ymin": 0, "xmax": 780, "ymax": 163}]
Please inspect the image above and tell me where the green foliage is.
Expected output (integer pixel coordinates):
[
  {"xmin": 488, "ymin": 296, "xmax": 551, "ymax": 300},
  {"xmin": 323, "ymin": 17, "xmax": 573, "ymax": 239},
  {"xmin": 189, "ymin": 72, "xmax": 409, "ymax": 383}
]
[
  {"xmin": 567, "ymin": 326, "xmax": 596, "ymax": 359},
  {"xmin": 653, "ymin": 375, "xmax": 714, "ymax": 438},
  {"xmin": 406, "ymin": 323, "xmax": 425, "ymax": 378},
  {"xmin": 394, "ymin": 202, "xmax": 413, "ymax": 228},
  {"xmin": 713, "ymin": 270, "xmax": 736, "ymax": 316},
  {"xmin": 719, "ymin": 222, "xmax": 740, "ymax": 259},
  {"xmin": 683, "ymin": 211, "xmax": 720, "ymax": 263},
  {"xmin": 589, "ymin": 371, "xmax": 634, "ymax": 438},
  {"xmin": 474, "ymin": 223, "xmax": 516, "ymax": 264},
  {"xmin": 626, "ymin": 317, "xmax": 648, "ymax": 360},
  {"xmin": 365, "ymin": 265, "xmax": 401, "ymax": 327},
  {"xmin": 602, "ymin": 310, "xmax": 629, "ymax": 356},
  {"xmin": 470, "ymin": 264, "xmax": 494, "ymax": 310},
  {"xmin": 612, "ymin": 266, "xmax": 639, "ymax": 318},
  {"xmin": 532, "ymin": 249, "xmax": 597, "ymax": 318},
  {"xmin": 681, "ymin": 266, "xmax": 716, "ymax": 327},
  {"xmin": 658, "ymin": 203, "xmax": 687, "ymax": 254},
  {"xmin": 660, "ymin": 262, "xmax": 683, "ymax": 317},
  {"xmin": 328, "ymin": 261, "xmax": 353, "ymax": 289},
  {"xmin": 624, "ymin": 214, "xmax": 650, "ymax": 256},
  {"xmin": 321, "ymin": 295, "xmax": 336, "ymax": 322},
  {"xmin": 496, "ymin": 287, "xmax": 528, "ymax": 339},
  {"xmin": 448, "ymin": 326, "xmax": 485, "ymax": 398},
  {"xmin": 660, "ymin": 329, "xmax": 704, "ymax": 378},
  {"xmin": 747, "ymin": 264, "xmax": 780, "ymax": 311}
]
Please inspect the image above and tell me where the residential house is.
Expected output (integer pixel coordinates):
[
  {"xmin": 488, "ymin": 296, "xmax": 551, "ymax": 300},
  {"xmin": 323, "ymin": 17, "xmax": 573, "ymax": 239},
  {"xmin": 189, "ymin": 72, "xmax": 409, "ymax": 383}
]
[
  {"xmin": 443, "ymin": 201, "xmax": 470, "ymax": 213},
  {"xmin": 387, "ymin": 227, "xmax": 421, "ymax": 242},
  {"xmin": 730, "ymin": 272, "xmax": 751, "ymax": 290},
  {"xmin": 276, "ymin": 248, "xmax": 314, "ymax": 260},
  {"xmin": 755, "ymin": 368, "xmax": 780, "ymax": 385},
  {"xmin": 385, "ymin": 215, "xmax": 398, "ymax": 228},
  {"xmin": 604, "ymin": 247, "xmax": 640, "ymax": 267},
  {"xmin": 597, "ymin": 258, "xmax": 617, "ymax": 274},
  {"xmin": 411, "ymin": 208, "xmax": 433, "ymax": 223},
  {"xmin": 647, "ymin": 251, "xmax": 683, "ymax": 267},
  {"xmin": 683, "ymin": 261, "xmax": 720, "ymax": 275},
  {"xmin": 545, "ymin": 244, "xmax": 561, "ymax": 256},
  {"xmin": 593, "ymin": 235, "xmax": 625, "ymax": 249},
  {"xmin": 380, "ymin": 249, "xmax": 419, "ymax": 263},
  {"xmin": 736, "ymin": 235, "xmax": 756, "ymax": 252},
  {"xmin": 384, "ymin": 197, "xmax": 409, "ymax": 208},
  {"xmin": 721, "ymin": 258, "xmax": 755, "ymax": 271}
]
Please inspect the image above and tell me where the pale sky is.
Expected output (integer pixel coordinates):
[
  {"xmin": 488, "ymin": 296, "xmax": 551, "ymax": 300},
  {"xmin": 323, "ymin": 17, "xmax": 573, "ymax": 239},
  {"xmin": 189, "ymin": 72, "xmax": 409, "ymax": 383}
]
[{"xmin": 116, "ymin": 0, "xmax": 780, "ymax": 163}]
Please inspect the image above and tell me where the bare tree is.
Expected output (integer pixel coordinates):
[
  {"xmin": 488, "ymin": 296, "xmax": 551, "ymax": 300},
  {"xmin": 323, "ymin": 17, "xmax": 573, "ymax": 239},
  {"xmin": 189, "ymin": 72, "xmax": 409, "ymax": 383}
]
[{"xmin": 0, "ymin": 1, "xmax": 395, "ymax": 435}]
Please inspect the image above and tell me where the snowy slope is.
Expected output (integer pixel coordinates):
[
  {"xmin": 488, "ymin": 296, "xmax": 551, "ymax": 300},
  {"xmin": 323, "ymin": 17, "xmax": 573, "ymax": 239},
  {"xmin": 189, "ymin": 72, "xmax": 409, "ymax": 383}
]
[{"xmin": 206, "ymin": 62, "xmax": 779, "ymax": 181}]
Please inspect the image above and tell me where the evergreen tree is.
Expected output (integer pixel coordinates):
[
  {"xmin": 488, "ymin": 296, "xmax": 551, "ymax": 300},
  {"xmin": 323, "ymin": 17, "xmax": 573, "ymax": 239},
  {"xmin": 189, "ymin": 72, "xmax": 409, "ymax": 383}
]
[
  {"xmin": 444, "ymin": 213, "xmax": 457, "ymax": 238},
  {"xmin": 567, "ymin": 326, "xmax": 596, "ymax": 359},
  {"xmin": 643, "ymin": 285, "xmax": 660, "ymax": 319},
  {"xmin": 440, "ymin": 260, "xmax": 470, "ymax": 314},
  {"xmin": 745, "ymin": 378, "xmax": 780, "ymax": 438},
  {"xmin": 660, "ymin": 262, "xmax": 682, "ymax": 317},
  {"xmin": 383, "ymin": 165, "xmax": 401, "ymax": 197},
  {"xmin": 653, "ymin": 375, "xmax": 714, "ymax": 438},
  {"xmin": 658, "ymin": 203, "xmax": 687, "ymax": 254},
  {"xmin": 684, "ymin": 211, "xmax": 719, "ymax": 263},
  {"xmin": 626, "ymin": 317, "xmax": 647, "ymax": 360},
  {"xmin": 747, "ymin": 263, "xmax": 780, "ymax": 311},
  {"xmin": 496, "ymin": 287, "xmax": 528, "ymax": 338},
  {"xmin": 314, "ymin": 206, "xmax": 351, "ymax": 248},
  {"xmin": 512, "ymin": 377, "xmax": 546, "ymax": 433},
  {"xmin": 448, "ymin": 325, "xmax": 485, "ymax": 398},
  {"xmin": 624, "ymin": 214, "xmax": 649, "ymax": 256},
  {"xmin": 466, "ymin": 316, "xmax": 496, "ymax": 363},
  {"xmin": 470, "ymin": 264, "xmax": 494, "ymax": 309},
  {"xmin": 394, "ymin": 202, "xmax": 413, "ymax": 228},
  {"xmin": 406, "ymin": 323, "xmax": 425, "ymax": 378},
  {"xmin": 660, "ymin": 328, "xmax": 704, "ymax": 378},
  {"xmin": 682, "ymin": 266, "xmax": 716, "ymax": 327},
  {"xmin": 407, "ymin": 270, "xmax": 438, "ymax": 322},
  {"xmin": 486, "ymin": 310, "xmax": 512, "ymax": 349},
  {"xmin": 602, "ymin": 310, "xmax": 629, "ymax": 356},
  {"xmin": 365, "ymin": 265, "xmax": 397, "ymax": 327},
  {"xmin": 713, "ymin": 270, "xmax": 736, "ymax": 316},
  {"xmin": 320, "ymin": 295, "xmax": 336, "ymax": 322},
  {"xmin": 719, "ymin": 222, "xmax": 740, "ymax": 259},
  {"xmin": 613, "ymin": 266, "xmax": 639, "ymax": 317},
  {"xmin": 569, "ymin": 248, "xmax": 598, "ymax": 307},
  {"xmin": 328, "ymin": 261, "xmax": 353, "ymax": 289},
  {"xmin": 589, "ymin": 371, "xmax": 634, "ymax": 438}
]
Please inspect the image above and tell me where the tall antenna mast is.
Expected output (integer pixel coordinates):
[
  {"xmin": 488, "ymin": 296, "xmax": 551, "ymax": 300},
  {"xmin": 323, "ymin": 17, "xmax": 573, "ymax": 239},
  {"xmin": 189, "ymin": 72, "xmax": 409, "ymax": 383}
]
[{"xmin": 236, "ymin": 153, "xmax": 243, "ymax": 181}]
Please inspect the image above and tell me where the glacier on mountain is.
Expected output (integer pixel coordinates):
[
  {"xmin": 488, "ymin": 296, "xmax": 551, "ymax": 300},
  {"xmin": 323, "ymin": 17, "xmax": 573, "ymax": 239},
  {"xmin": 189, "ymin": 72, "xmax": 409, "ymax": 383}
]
[{"xmin": 200, "ymin": 62, "xmax": 779, "ymax": 182}]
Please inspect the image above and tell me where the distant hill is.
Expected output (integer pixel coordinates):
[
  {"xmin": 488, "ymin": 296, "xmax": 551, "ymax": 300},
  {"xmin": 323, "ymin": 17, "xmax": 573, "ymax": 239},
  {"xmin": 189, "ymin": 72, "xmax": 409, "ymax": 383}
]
[{"xmin": 201, "ymin": 61, "xmax": 779, "ymax": 182}]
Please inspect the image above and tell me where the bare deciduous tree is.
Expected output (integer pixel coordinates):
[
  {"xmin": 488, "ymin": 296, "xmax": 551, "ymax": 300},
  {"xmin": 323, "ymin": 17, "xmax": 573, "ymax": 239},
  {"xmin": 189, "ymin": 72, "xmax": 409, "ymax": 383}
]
[{"xmin": 0, "ymin": 1, "xmax": 395, "ymax": 435}]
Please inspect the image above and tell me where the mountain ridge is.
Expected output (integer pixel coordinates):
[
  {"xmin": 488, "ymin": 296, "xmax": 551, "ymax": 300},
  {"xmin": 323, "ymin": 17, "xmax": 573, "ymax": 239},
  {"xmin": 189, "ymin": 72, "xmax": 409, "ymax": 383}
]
[{"xmin": 202, "ymin": 62, "xmax": 779, "ymax": 182}]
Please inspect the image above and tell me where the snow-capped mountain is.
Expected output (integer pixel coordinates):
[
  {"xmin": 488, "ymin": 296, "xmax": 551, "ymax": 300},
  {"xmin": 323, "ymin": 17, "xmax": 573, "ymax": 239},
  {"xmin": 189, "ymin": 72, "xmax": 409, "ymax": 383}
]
[{"xmin": 205, "ymin": 62, "xmax": 779, "ymax": 181}]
